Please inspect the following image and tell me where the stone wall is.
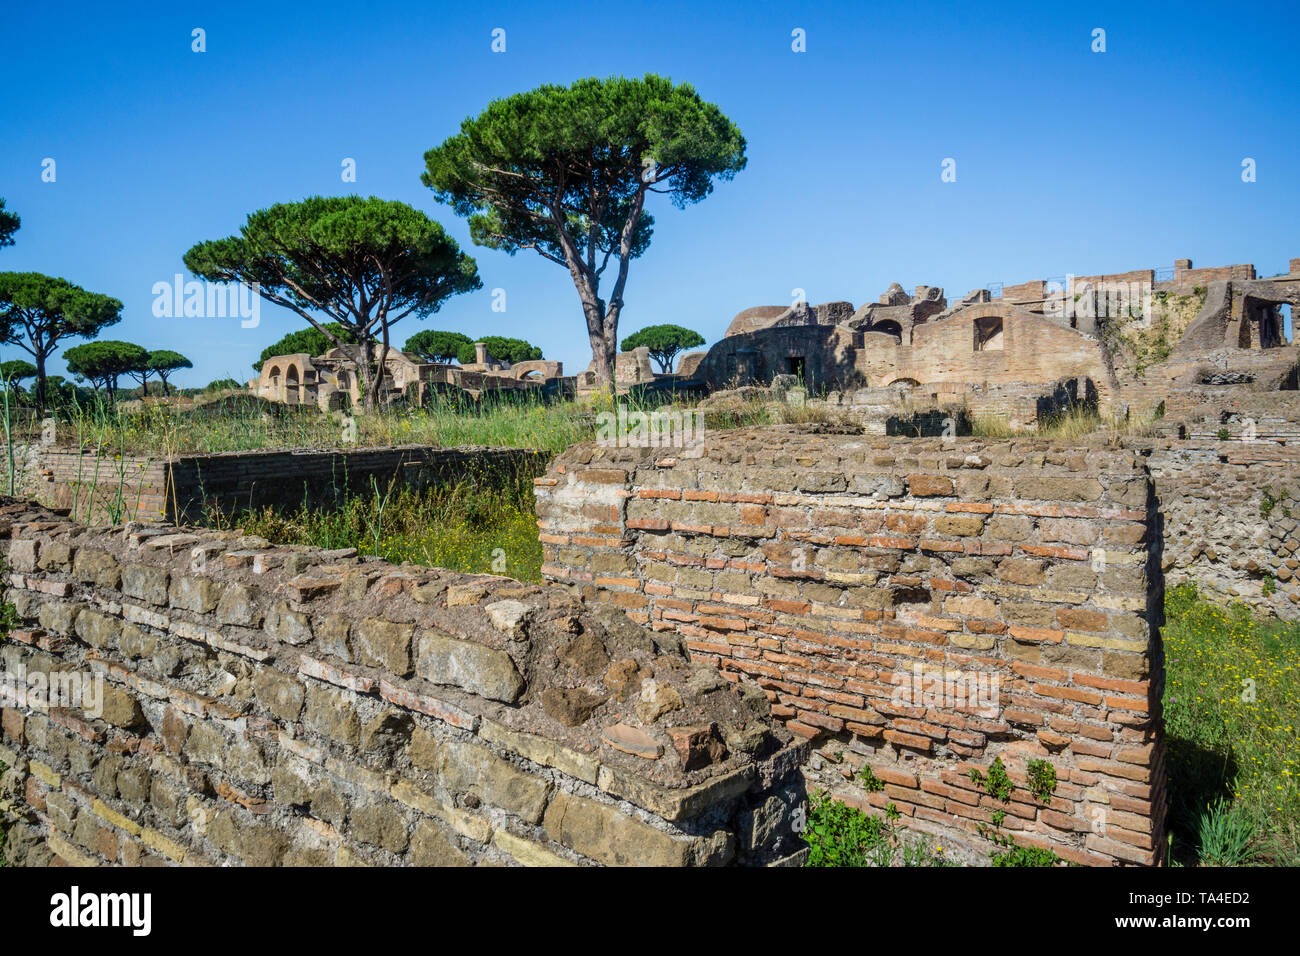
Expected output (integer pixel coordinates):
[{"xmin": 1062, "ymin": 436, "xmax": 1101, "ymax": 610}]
[
  {"xmin": 536, "ymin": 428, "xmax": 1166, "ymax": 865},
  {"xmin": 1144, "ymin": 442, "xmax": 1300, "ymax": 616},
  {"xmin": 10, "ymin": 444, "xmax": 547, "ymax": 525},
  {"xmin": 0, "ymin": 499, "xmax": 806, "ymax": 867}
]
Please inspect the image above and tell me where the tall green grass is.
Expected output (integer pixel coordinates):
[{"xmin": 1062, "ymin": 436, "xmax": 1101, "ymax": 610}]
[
  {"xmin": 1163, "ymin": 582, "xmax": 1300, "ymax": 865},
  {"xmin": 231, "ymin": 467, "xmax": 545, "ymax": 582}
]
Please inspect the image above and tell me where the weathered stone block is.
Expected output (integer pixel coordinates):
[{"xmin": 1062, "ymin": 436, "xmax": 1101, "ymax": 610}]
[
  {"xmin": 354, "ymin": 618, "xmax": 414, "ymax": 676},
  {"xmin": 434, "ymin": 738, "xmax": 552, "ymax": 824},
  {"xmin": 415, "ymin": 630, "xmax": 525, "ymax": 703},
  {"xmin": 123, "ymin": 564, "xmax": 169, "ymax": 605},
  {"xmin": 254, "ymin": 668, "xmax": 305, "ymax": 723},
  {"xmin": 543, "ymin": 790, "xmax": 689, "ymax": 866}
]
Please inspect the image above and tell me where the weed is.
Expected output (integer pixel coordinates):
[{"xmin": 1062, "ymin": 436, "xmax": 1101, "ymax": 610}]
[{"xmin": 1026, "ymin": 759, "xmax": 1058, "ymax": 805}]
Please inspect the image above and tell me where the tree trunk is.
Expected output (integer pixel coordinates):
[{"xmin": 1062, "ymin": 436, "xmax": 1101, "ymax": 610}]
[
  {"xmin": 358, "ymin": 337, "xmax": 379, "ymax": 413},
  {"xmin": 34, "ymin": 351, "xmax": 47, "ymax": 420},
  {"xmin": 584, "ymin": 299, "xmax": 618, "ymax": 399}
]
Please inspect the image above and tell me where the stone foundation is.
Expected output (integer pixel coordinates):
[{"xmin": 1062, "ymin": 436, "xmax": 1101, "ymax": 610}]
[{"xmin": 0, "ymin": 499, "xmax": 805, "ymax": 867}]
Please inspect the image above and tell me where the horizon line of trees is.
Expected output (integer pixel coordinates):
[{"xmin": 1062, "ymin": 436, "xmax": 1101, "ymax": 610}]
[
  {"xmin": 5, "ymin": 73, "xmax": 742, "ymax": 408},
  {"xmin": 0, "ymin": 201, "xmax": 197, "ymax": 414}
]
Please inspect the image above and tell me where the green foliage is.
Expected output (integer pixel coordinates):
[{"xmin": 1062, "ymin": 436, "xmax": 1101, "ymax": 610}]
[
  {"xmin": 1260, "ymin": 487, "xmax": 1287, "ymax": 518},
  {"xmin": 0, "ymin": 359, "xmax": 36, "ymax": 385},
  {"xmin": 858, "ymin": 765, "xmax": 884, "ymax": 792},
  {"xmin": 969, "ymin": 755, "xmax": 1014, "ymax": 803},
  {"xmin": 802, "ymin": 791, "xmax": 890, "ymax": 867},
  {"xmin": 620, "ymin": 323, "xmax": 707, "ymax": 373},
  {"xmin": 147, "ymin": 350, "xmax": 192, "ymax": 394},
  {"xmin": 0, "ymin": 555, "xmax": 15, "ymax": 643},
  {"xmin": 1196, "ymin": 799, "xmax": 1259, "ymax": 866},
  {"xmin": 186, "ymin": 196, "xmax": 480, "ymax": 410},
  {"xmin": 1163, "ymin": 581, "xmax": 1300, "ymax": 865},
  {"xmin": 254, "ymin": 323, "xmax": 357, "ymax": 371},
  {"xmin": 203, "ymin": 378, "xmax": 243, "ymax": 392},
  {"xmin": 63, "ymin": 340, "xmax": 149, "ymax": 400},
  {"xmin": 423, "ymin": 74, "xmax": 745, "ymax": 392},
  {"xmin": 0, "ymin": 271, "xmax": 124, "ymax": 413},
  {"xmin": 0, "ymin": 198, "xmax": 18, "ymax": 249},
  {"xmin": 233, "ymin": 462, "xmax": 543, "ymax": 582},
  {"xmin": 404, "ymin": 329, "xmax": 473, "ymax": 364},
  {"xmin": 424, "ymin": 74, "xmax": 745, "ymax": 259},
  {"xmin": 802, "ymin": 791, "xmax": 952, "ymax": 867},
  {"xmin": 1026, "ymin": 759, "xmax": 1058, "ymax": 804},
  {"xmin": 455, "ymin": 335, "xmax": 542, "ymax": 365},
  {"xmin": 990, "ymin": 845, "xmax": 1062, "ymax": 867}
]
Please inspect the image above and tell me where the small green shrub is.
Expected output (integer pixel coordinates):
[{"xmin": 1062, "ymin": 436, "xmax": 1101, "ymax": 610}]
[
  {"xmin": 1026, "ymin": 759, "xmax": 1058, "ymax": 805},
  {"xmin": 802, "ymin": 792, "xmax": 952, "ymax": 867},
  {"xmin": 991, "ymin": 844, "xmax": 1062, "ymax": 867},
  {"xmin": 970, "ymin": 755, "xmax": 1014, "ymax": 803},
  {"xmin": 858, "ymin": 765, "xmax": 884, "ymax": 792},
  {"xmin": 803, "ymin": 791, "xmax": 889, "ymax": 867}
]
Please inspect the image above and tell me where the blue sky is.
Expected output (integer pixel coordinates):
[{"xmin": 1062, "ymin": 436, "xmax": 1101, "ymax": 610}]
[{"xmin": 2, "ymin": 0, "xmax": 1297, "ymax": 387}]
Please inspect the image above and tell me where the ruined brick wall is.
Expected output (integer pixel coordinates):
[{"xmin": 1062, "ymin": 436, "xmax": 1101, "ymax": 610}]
[
  {"xmin": 9, "ymin": 445, "xmax": 546, "ymax": 525},
  {"xmin": 854, "ymin": 304, "xmax": 1117, "ymax": 413},
  {"xmin": 1144, "ymin": 442, "xmax": 1300, "ymax": 617},
  {"xmin": 0, "ymin": 499, "xmax": 806, "ymax": 867},
  {"xmin": 537, "ymin": 429, "xmax": 1166, "ymax": 865},
  {"xmin": 1166, "ymin": 263, "xmax": 1256, "ymax": 287}
]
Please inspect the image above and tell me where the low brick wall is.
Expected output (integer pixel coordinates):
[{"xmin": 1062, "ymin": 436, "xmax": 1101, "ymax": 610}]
[
  {"xmin": 536, "ymin": 428, "xmax": 1166, "ymax": 865},
  {"xmin": 11, "ymin": 444, "xmax": 547, "ymax": 524},
  {"xmin": 0, "ymin": 499, "xmax": 806, "ymax": 867}
]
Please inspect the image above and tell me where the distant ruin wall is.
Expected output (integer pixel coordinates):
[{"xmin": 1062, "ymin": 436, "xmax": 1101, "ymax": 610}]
[
  {"xmin": 0, "ymin": 499, "xmax": 805, "ymax": 867},
  {"xmin": 537, "ymin": 429, "xmax": 1166, "ymax": 865},
  {"xmin": 9, "ymin": 445, "xmax": 548, "ymax": 525}
]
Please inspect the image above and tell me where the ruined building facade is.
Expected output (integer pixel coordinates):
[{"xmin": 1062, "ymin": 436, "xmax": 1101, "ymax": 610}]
[{"xmin": 681, "ymin": 257, "xmax": 1300, "ymax": 430}]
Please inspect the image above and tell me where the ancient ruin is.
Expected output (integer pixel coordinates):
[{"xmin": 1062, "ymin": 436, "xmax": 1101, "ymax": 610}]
[
  {"xmin": 4, "ymin": 254, "xmax": 1300, "ymax": 868},
  {"xmin": 681, "ymin": 256, "xmax": 1300, "ymax": 431},
  {"xmin": 250, "ymin": 341, "xmax": 570, "ymax": 409}
]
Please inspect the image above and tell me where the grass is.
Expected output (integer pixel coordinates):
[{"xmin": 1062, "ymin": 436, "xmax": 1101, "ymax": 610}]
[
  {"xmin": 2, "ymin": 386, "xmax": 835, "ymax": 463},
  {"xmin": 19, "ymin": 391, "xmax": 597, "ymax": 457},
  {"xmin": 967, "ymin": 404, "xmax": 1163, "ymax": 441},
  {"xmin": 1163, "ymin": 582, "xmax": 1300, "ymax": 865},
  {"xmin": 228, "ymin": 465, "xmax": 545, "ymax": 582}
]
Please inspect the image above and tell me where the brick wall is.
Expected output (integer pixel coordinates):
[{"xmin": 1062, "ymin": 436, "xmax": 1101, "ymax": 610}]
[
  {"xmin": 854, "ymin": 304, "xmax": 1118, "ymax": 415},
  {"xmin": 0, "ymin": 499, "xmax": 806, "ymax": 867},
  {"xmin": 11, "ymin": 444, "xmax": 547, "ymax": 524},
  {"xmin": 536, "ymin": 429, "xmax": 1166, "ymax": 865}
]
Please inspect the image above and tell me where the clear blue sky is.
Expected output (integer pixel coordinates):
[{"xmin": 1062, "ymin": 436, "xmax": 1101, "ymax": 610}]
[{"xmin": 2, "ymin": 0, "xmax": 1297, "ymax": 388}]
